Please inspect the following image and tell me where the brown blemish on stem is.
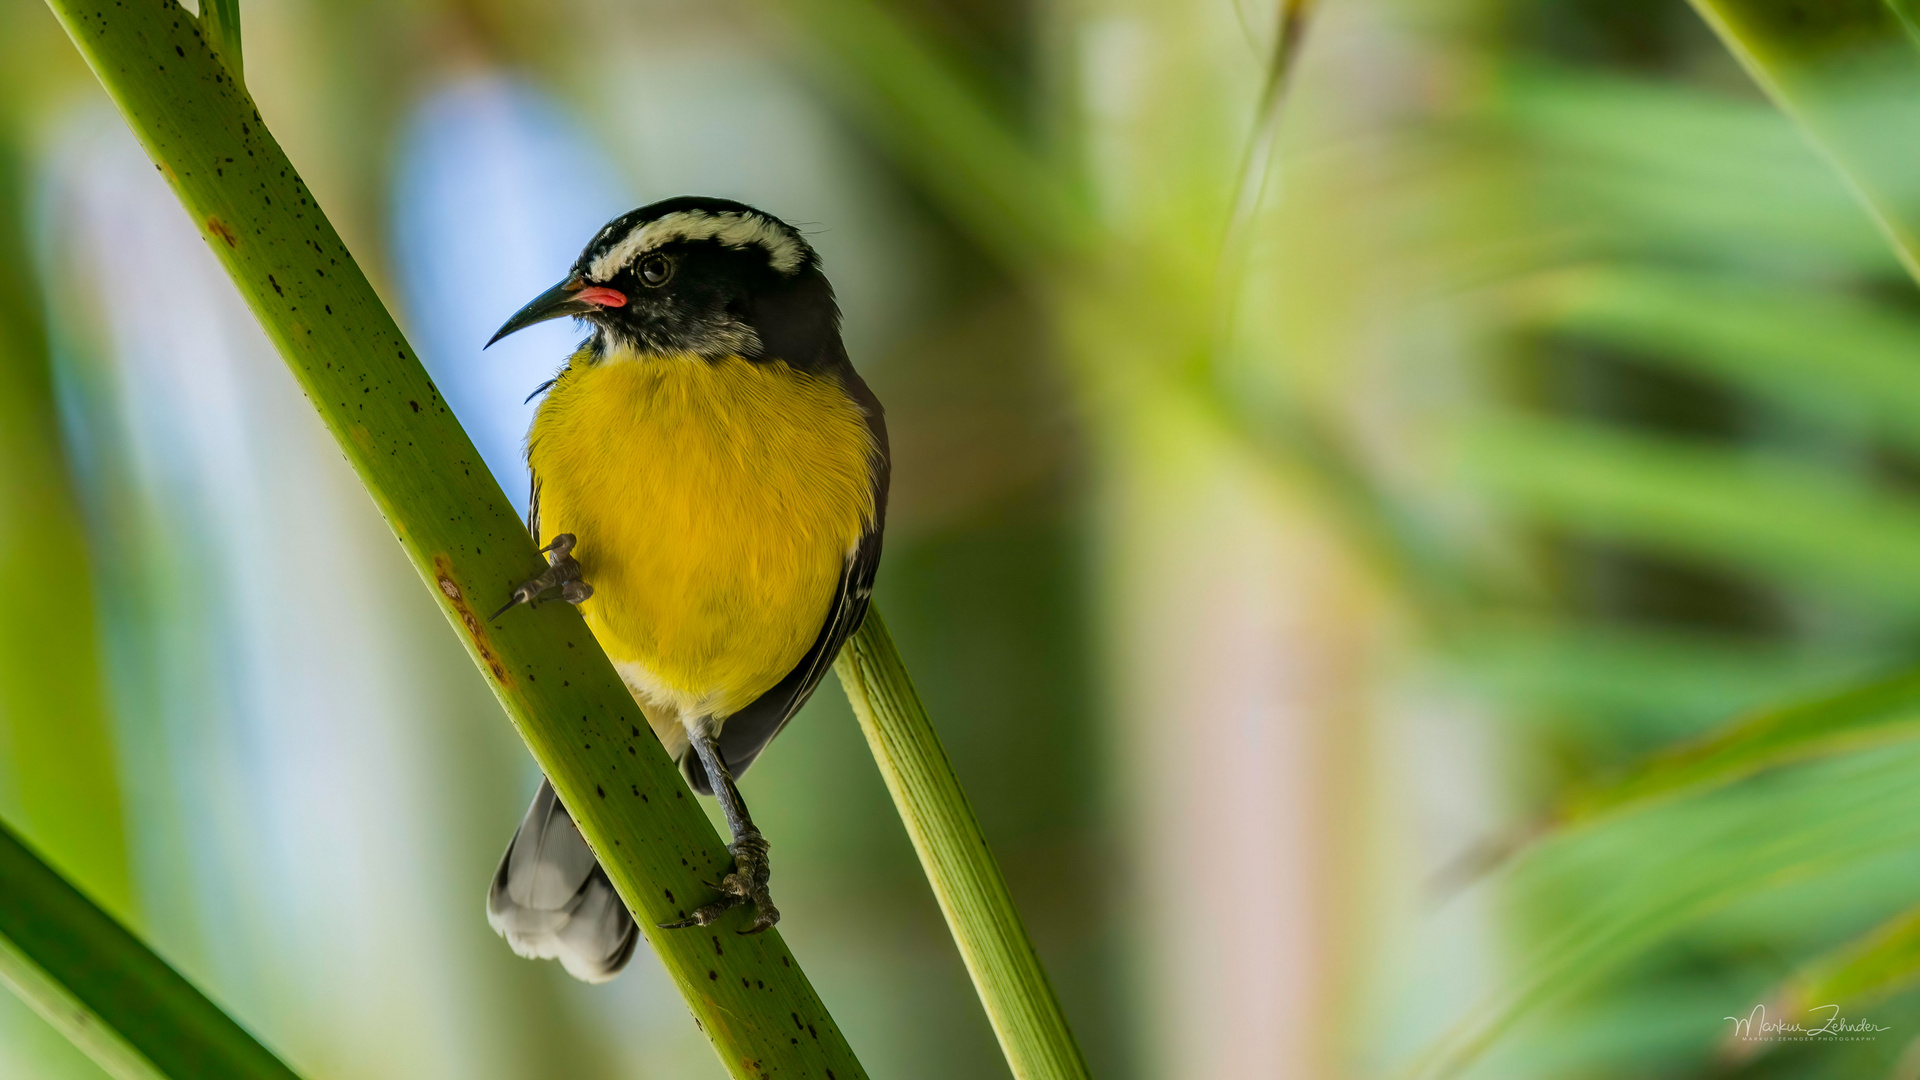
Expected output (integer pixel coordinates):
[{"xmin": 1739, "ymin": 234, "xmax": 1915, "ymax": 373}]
[
  {"xmin": 204, "ymin": 216, "xmax": 238, "ymax": 247},
  {"xmin": 433, "ymin": 555, "xmax": 513, "ymax": 686}
]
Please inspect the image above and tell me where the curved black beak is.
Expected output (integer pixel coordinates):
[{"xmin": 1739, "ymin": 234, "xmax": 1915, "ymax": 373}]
[{"xmin": 487, "ymin": 274, "xmax": 595, "ymax": 348}]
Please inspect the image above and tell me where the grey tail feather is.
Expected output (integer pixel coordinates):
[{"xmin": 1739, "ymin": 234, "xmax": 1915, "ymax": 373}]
[{"xmin": 487, "ymin": 778, "xmax": 638, "ymax": 983}]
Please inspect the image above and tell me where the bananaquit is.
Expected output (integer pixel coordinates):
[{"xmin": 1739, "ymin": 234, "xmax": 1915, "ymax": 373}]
[{"xmin": 481, "ymin": 197, "xmax": 888, "ymax": 981}]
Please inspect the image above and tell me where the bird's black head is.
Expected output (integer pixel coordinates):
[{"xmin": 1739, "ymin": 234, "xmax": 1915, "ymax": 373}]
[{"xmin": 488, "ymin": 196, "xmax": 842, "ymax": 369}]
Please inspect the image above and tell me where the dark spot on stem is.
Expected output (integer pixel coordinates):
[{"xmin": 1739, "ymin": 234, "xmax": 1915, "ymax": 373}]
[
  {"xmin": 432, "ymin": 556, "xmax": 512, "ymax": 685},
  {"xmin": 204, "ymin": 216, "xmax": 238, "ymax": 248}
]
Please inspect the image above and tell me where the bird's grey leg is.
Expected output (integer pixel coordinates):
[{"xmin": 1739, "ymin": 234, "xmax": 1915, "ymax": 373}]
[
  {"xmin": 659, "ymin": 732, "xmax": 780, "ymax": 935},
  {"xmin": 492, "ymin": 533, "xmax": 593, "ymax": 619}
]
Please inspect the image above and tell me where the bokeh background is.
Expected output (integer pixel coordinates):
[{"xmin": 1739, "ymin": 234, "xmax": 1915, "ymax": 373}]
[{"xmin": 6, "ymin": 0, "xmax": 1920, "ymax": 1077}]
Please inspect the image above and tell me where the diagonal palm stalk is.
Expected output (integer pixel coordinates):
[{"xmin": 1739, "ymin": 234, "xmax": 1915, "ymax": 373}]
[
  {"xmin": 38, "ymin": 3, "xmax": 876, "ymax": 1077},
  {"xmin": 835, "ymin": 613, "xmax": 1090, "ymax": 1080}
]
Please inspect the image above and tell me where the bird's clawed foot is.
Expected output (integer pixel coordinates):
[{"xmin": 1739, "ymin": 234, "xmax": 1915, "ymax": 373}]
[
  {"xmin": 658, "ymin": 830, "xmax": 780, "ymax": 935},
  {"xmin": 492, "ymin": 533, "xmax": 593, "ymax": 619}
]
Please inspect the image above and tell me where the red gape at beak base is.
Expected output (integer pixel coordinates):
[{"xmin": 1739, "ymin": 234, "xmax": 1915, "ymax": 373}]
[{"xmin": 575, "ymin": 286, "xmax": 628, "ymax": 308}]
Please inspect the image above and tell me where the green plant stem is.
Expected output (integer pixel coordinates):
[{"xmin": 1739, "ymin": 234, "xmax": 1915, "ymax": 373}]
[
  {"xmin": 43, "ymin": 3, "xmax": 866, "ymax": 1077},
  {"xmin": 0, "ymin": 818, "xmax": 299, "ymax": 1080},
  {"xmin": 198, "ymin": 0, "xmax": 240, "ymax": 81},
  {"xmin": 834, "ymin": 613, "xmax": 1092, "ymax": 1080}
]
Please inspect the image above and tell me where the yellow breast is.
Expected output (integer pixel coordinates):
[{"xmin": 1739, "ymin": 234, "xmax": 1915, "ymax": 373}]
[{"xmin": 528, "ymin": 349, "xmax": 875, "ymax": 737}]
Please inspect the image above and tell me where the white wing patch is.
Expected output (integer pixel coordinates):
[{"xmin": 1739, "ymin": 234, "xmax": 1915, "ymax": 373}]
[{"xmin": 589, "ymin": 209, "xmax": 808, "ymax": 280}]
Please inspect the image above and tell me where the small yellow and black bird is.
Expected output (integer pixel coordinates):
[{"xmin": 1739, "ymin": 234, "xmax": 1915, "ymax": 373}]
[{"xmin": 480, "ymin": 197, "xmax": 888, "ymax": 981}]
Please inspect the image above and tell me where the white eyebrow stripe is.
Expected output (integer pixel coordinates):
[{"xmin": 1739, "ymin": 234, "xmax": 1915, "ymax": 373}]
[{"xmin": 587, "ymin": 210, "xmax": 807, "ymax": 280}]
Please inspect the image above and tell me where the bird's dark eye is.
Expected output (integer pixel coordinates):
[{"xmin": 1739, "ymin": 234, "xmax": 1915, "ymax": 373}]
[{"xmin": 638, "ymin": 254, "xmax": 672, "ymax": 287}]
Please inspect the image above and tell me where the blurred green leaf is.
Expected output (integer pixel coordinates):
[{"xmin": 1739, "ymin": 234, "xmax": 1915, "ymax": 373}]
[
  {"xmin": 1458, "ymin": 415, "xmax": 1920, "ymax": 607},
  {"xmin": 1404, "ymin": 745, "xmax": 1920, "ymax": 1079},
  {"xmin": 1534, "ymin": 266, "xmax": 1920, "ymax": 454},
  {"xmin": 778, "ymin": 0, "xmax": 1090, "ymax": 268},
  {"xmin": 1558, "ymin": 668, "xmax": 1920, "ymax": 825},
  {"xmin": 1448, "ymin": 618, "xmax": 1882, "ymax": 739},
  {"xmin": 0, "ymin": 132, "xmax": 130, "ymax": 917},
  {"xmin": 0, "ymin": 818, "xmax": 301, "ymax": 1080},
  {"xmin": 1411, "ymin": 17, "xmax": 1920, "ymax": 1078},
  {"xmin": 1686, "ymin": 0, "xmax": 1920, "ymax": 281},
  {"xmin": 1503, "ymin": 65, "xmax": 1896, "ymax": 272},
  {"xmin": 1780, "ymin": 901, "xmax": 1920, "ymax": 1013}
]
